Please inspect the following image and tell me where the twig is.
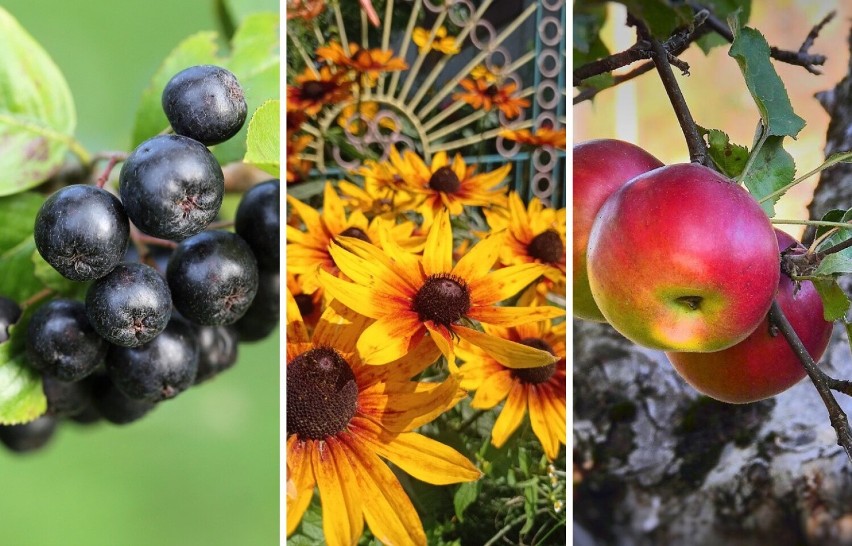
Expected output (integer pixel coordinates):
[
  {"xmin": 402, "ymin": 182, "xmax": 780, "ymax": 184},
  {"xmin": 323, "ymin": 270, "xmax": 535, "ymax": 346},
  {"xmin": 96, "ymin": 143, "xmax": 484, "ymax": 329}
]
[
  {"xmin": 768, "ymin": 300, "xmax": 852, "ymax": 462},
  {"xmin": 700, "ymin": 7, "xmax": 834, "ymax": 74},
  {"xmin": 20, "ymin": 288, "xmax": 54, "ymax": 310}
]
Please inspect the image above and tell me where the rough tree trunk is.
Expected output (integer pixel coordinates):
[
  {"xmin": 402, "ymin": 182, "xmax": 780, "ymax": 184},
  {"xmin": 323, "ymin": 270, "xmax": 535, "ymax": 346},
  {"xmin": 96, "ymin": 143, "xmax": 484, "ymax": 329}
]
[{"xmin": 573, "ymin": 29, "xmax": 852, "ymax": 546}]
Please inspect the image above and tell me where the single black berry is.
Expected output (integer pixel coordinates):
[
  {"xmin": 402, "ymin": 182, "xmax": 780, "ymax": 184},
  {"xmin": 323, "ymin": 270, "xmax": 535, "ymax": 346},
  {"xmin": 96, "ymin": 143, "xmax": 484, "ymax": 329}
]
[
  {"xmin": 106, "ymin": 316, "xmax": 199, "ymax": 402},
  {"xmin": 193, "ymin": 324, "xmax": 239, "ymax": 384},
  {"xmin": 527, "ymin": 230, "xmax": 564, "ymax": 264},
  {"xmin": 235, "ymin": 179, "xmax": 280, "ymax": 270},
  {"xmin": 412, "ymin": 274, "xmax": 471, "ymax": 327},
  {"xmin": 167, "ymin": 231, "xmax": 259, "ymax": 326},
  {"xmin": 89, "ymin": 373, "xmax": 155, "ymax": 425},
  {"xmin": 0, "ymin": 416, "xmax": 57, "ymax": 453},
  {"xmin": 34, "ymin": 185, "xmax": 130, "ymax": 281},
  {"xmin": 26, "ymin": 299, "xmax": 107, "ymax": 382},
  {"xmin": 510, "ymin": 337, "xmax": 557, "ymax": 385},
  {"xmin": 162, "ymin": 65, "xmax": 247, "ymax": 146},
  {"xmin": 234, "ymin": 270, "xmax": 279, "ymax": 342},
  {"xmin": 42, "ymin": 375, "xmax": 91, "ymax": 417},
  {"xmin": 85, "ymin": 263, "xmax": 172, "ymax": 347},
  {"xmin": 0, "ymin": 296, "xmax": 21, "ymax": 344},
  {"xmin": 287, "ymin": 347, "xmax": 358, "ymax": 440},
  {"xmin": 119, "ymin": 134, "xmax": 224, "ymax": 241}
]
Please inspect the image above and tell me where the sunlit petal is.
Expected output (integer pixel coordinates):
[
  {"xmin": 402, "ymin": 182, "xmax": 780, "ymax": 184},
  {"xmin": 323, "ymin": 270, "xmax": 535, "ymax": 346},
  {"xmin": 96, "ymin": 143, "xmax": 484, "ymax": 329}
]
[
  {"xmin": 470, "ymin": 369, "xmax": 514, "ymax": 409},
  {"xmin": 357, "ymin": 374, "xmax": 464, "ymax": 431},
  {"xmin": 470, "ymin": 304, "xmax": 566, "ymax": 328},
  {"xmin": 286, "ymin": 437, "xmax": 315, "ymax": 536},
  {"xmin": 451, "ymin": 233, "xmax": 503, "ymax": 282},
  {"xmin": 357, "ymin": 313, "xmax": 427, "ymax": 365},
  {"xmin": 312, "ymin": 438, "xmax": 362, "ymax": 546},
  {"xmin": 422, "ymin": 209, "xmax": 453, "ymax": 276},
  {"xmin": 424, "ymin": 322, "xmax": 456, "ymax": 370},
  {"xmin": 286, "ymin": 290, "xmax": 310, "ymax": 345},
  {"xmin": 491, "ymin": 383, "xmax": 527, "ymax": 448},
  {"xmin": 319, "ymin": 268, "xmax": 402, "ymax": 320},
  {"xmin": 312, "ymin": 300, "xmax": 373, "ymax": 354},
  {"xmin": 455, "ymin": 324, "xmax": 556, "ymax": 369},
  {"xmin": 528, "ymin": 387, "xmax": 562, "ymax": 460},
  {"xmin": 288, "ymin": 194, "xmax": 326, "ymax": 235},
  {"xmin": 327, "ymin": 240, "xmax": 412, "ymax": 298},
  {"xmin": 469, "ymin": 262, "xmax": 550, "ymax": 304}
]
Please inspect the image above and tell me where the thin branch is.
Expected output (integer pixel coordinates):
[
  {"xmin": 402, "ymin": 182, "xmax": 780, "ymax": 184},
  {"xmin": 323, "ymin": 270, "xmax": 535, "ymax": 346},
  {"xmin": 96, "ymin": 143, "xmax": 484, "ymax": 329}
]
[
  {"xmin": 700, "ymin": 8, "xmax": 834, "ymax": 74},
  {"xmin": 768, "ymin": 300, "xmax": 852, "ymax": 462}
]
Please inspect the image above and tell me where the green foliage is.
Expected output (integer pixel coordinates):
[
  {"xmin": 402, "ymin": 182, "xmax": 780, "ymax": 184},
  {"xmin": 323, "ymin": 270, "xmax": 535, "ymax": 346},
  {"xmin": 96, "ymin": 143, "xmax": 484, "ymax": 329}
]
[
  {"xmin": 244, "ymin": 99, "xmax": 280, "ymax": 176},
  {"xmin": 701, "ymin": 128, "xmax": 749, "ymax": 179},
  {"xmin": 0, "ymin": 7, "xmax": 77, "ymax": 196},
  {"xmin": 616, "ymin": 0, "xmax": 692, "ymax": 39},
  {"xmin": 573, "ymin": 2, "xmax": 613, "ymax": 92},
  {"xmin": 742, "ymin": 135, "xmax": 796, "ymax": 217},
  {"xmin": 131, "ymin": 12, "xmax": 280, "ymax": 166},
  {"xmin": 0, "ymin": 317, "xmax": 46, "ymax": 425},
  {"xmin": 812, "ymin": 278, "xmax": 850, "ymax": 322}
]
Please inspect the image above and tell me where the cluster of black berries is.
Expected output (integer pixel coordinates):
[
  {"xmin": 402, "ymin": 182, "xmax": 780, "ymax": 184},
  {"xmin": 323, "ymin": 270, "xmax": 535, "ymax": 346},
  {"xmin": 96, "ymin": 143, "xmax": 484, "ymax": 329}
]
[{"xmin": 0, "ymin": 65, "xmax": 280, "ymax": 454}]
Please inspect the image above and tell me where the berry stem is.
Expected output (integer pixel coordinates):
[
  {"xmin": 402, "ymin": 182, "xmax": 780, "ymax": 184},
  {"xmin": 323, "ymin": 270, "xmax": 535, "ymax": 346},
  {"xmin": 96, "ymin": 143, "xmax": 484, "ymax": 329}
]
[
  {"xmin": 21, "ymin": 287, "xmax": 54, "ymax": 310},
  {"xmin": 132, "ymin": 232, "xmax": 178, "ymax": 250},
  {"xmin": 207, "ymin": 220, "xmax": 235, "ymax": 230},
  {"xmin": 768, "ymin": 300, "xmax": 852, "ymax": 463},
  {"xmin": 95, "ymin": 156, "xmax": 122, "ymax": 189}
]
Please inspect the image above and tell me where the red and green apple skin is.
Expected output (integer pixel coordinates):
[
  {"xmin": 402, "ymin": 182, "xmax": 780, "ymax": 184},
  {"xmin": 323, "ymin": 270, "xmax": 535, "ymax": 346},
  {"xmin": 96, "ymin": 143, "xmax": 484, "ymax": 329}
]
[
  {"xmin": 586, "ymin": 162, "xmax": 780, "ymax": 352},
  {"xmin": 666, "ymin": 230, "xmax": 833, "ymax": 404},
  {"xmin": 573, "ymin": 139, "xmax": 663, "ymax": 322}
]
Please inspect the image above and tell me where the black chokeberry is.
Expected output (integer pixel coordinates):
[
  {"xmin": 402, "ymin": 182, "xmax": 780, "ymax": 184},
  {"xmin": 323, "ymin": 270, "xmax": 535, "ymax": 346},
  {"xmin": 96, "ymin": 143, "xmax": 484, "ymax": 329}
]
[
  {"xmin": 193, "ymin": 324, "xmax": 239, "ymax": 384},
  {"xmin": 0, "ymin": 296, "xmax": 21, "ymax": 344},
  {"xmin": 234, "ymin": 270, "xmax": 279, "ymax": 342},
  {"xmin": 235, "ymin": 179, "xmax": 280, "ymax": 270},
  {"xmin": 42, "ymin": 375, "xmax": 90, "ymax": 417},
  {"xmin": 89, "ymin": 373, "xmax": 155, "ymax": 425},
  {"xmin": 162, "ymin": 65, "xmax": 247, "ymax": 146},
  {"xmin": 167, "ymin": 231, "xmax": 259, "ymax": 326},
  {"xmin": 106, "ymin": 316, "xmax": 199, "ymax": 402},
  {"xmin": 119, "ymin": 134, "xmax": 224, "ymax": 241},
  {"xmin": 26, "ymin": 299, "xmax": 107, "ymax": 382},
  {"xmin": 34, "ymin": 185, "xmax": 130, "ymax": 281},
  {"xmin": 85, "ymin": 263, "xmax": 172, "ymax": 347},
  {"xmin": 0, "ymin": 416, "xmax": 57, "ymax": 453}
]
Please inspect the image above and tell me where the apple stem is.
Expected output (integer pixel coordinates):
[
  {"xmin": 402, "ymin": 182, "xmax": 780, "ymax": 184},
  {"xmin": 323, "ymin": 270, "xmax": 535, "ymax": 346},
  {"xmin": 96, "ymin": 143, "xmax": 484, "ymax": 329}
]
[{"xmin": 768, "ymin": 300, "xmax": 852, "ymax": 462}]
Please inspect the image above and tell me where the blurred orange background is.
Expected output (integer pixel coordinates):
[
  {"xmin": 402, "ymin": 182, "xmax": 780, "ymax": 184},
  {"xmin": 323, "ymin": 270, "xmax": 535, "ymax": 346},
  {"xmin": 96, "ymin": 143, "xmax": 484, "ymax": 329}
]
[{"xmin": 574, "ymin": 0, "xmax": 852, "ymax": 239}]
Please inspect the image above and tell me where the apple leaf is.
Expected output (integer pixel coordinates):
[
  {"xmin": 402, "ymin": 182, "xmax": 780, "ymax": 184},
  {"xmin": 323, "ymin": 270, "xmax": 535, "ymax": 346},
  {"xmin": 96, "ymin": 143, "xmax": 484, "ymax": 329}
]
[
  {"xmin": 702, "ymin": 128, "xmax": 749, "ymax": 179},
  {"xmin": 740, "ymin": 135, "xmax": 795, "ymax": 217},
  {"xmin": 812, "ymin": 278, "xmax": 850, "ymax": 322},
  {"xmin": 814, "ymin": 209, "xmax": 849, "ymax": 241},
  {"xmin": 243, "ymin": 99, "xmax": 279, "ymax": 176},
  {"xmin": 615, "ymin": 0, "xmax": 691, "ymax": 39},
  {"xmin": 573, "ymin": 3, "xmax": 613, "ymax": 92},
  {"xmin": 728, "ymin": 19, "xmax": 805, "ymax": 139},
  {"xmin": 0, "ymin": 7, "xmax": 77, "ymax": 196},
  {"xmin": 814, "ymin": 254, "xmax": 852, "ymax": 277}
]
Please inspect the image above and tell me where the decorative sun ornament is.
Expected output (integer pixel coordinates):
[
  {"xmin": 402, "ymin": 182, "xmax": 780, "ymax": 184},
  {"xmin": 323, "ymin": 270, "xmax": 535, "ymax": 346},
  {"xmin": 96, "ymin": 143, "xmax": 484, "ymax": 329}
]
[
  {"xmin": 286, "ymin": 293, "xmax": 481, "ymax": 546},
  {"xmin": 318, "ymin": 209, "xmax": 564, "ymax": 369}
]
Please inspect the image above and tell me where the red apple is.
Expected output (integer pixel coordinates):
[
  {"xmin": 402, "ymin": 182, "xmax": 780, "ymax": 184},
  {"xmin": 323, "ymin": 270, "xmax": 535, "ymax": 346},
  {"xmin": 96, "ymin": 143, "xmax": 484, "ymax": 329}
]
[
  {"xmin": 665, "ymin": 230, "xmax": 833, "ymax": 404},
  {"xmin": 573, "ymin": 139, "xmax": 663, "ymax": 321},
  {"xmin": 586, "ymin": 163, "xmax": 780, "ymax": 352}
]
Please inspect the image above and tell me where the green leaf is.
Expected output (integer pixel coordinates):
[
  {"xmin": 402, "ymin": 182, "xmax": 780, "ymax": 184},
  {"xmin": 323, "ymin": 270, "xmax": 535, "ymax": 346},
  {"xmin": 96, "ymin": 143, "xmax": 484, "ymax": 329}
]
[
  {"xmin": 702, "ymin": 128, "xmax": 749, "ymax": 178},
  {"xmin": 813, "ymin": 209, "xmax": 852, "ymax": 266},
  {"xmin": 616, "ymin": 0, "xmax": 691, "ymax": 39},
  {"xmin": 244, "ymin": 99, "xmax": 280, "ymax": 176},
  {"xmin": 728, "ymin": 22, "xmax": 805, "ymax": 138},
  {"xmin": 32, "ymin": 251, "xmax": 88, "ymax": 299},
  {"xmin": 701, "ymin": 0, "xmax": 751, "ymax": 23},
  {"xmin": 741, "ymin": 135, "xmax": 795, "ymax": 217},
  {"xmin": 812, "ymin": 278, "xmax": 850, "ymax": 322},
  {"xmin": 0, "ymin": 311, "xmax": 46, "ymax": 425},
  {"xmin": 573, "ymin": 2, "xmax": 613, "ymax": 92},
  {"xmin": 0, "ymin": 7, "xmax": 77, "ymax": 196},
  {"xmin": 0, "ymin": 238, "xmax": 46, "ymax": 303},
  {"xmin": 453, "ymin": 480, "xmax": 480, "ymax": 522},
  {"xmin": 130, "ymin": 13, "xmax": 279, "ymax": 166},
  {"xmin": 814, "ymin": 254, "xmax": 852, "ymax": 277},
  {"xmin": 814, "ymin": 209, "xmax": 848, "ymax": 241},
  {"xmin": 0, "ymin": 192, "xmax": 44, "ymax": 254}
]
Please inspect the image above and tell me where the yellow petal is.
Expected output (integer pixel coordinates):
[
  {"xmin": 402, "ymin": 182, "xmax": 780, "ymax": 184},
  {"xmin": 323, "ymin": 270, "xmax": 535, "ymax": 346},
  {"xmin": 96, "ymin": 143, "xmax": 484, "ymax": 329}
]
[
  {"xmin": 286, "ymin": 290, "xmax": 310, "ymax": 346},
  {"xmin": 355, "ymin": 335, "xmax": 443, "ymax": 385},
  {"xmin": 357, "ymin": 375, "xmax": 464, "ymax": 432},
  {"xmin": 424, "ymin": 322, "xmax": 456, "ymax": 372},
  {"xmin": 335, "ymin": 235, "xmax": 422, "ymax": 293},
  {"xmin": 322, "ymin": 182, "xmax": 347, "ymax": 235},
  {"xmin": 470, "ymin": 369, "xmax": 514, "ymax": 409},
  {"xmin": 342, "ymin": 434, "xmax": 427, "ymax": 546},
  {"xmin": 327, "ymin": 239, "xmax": 412, "ymax": 299},
  {"xmin": 422, "ymin": 209, "xmax": 453, "ymax": 276},
  {"xmin": 473, "ymin": 162, "xmax": 512, "ymax": 189},
  {"xmin": 356, "ymin": 418, "xmax": 481, "ymax": 485},
  {"xmin": 319, "ymin": 268, "xmax": 401, "ymax": 320},
  {"xmin": 491, "ymin": 383, "xmax": 527, "ymax": 448},
  {"xmin": 357, "ymin": 313, "xmax": 427, "ymax": 365},
  {"xmin": 470, "ymin": 262, "xmax": 551, "ymax": 304},
  {"xmin": 286, "ymin": 437, "xmax": 316, "ymax": 536},
  {"xmin": 470, "ymin": 304, "xmax": 566, "ymax": 328},
  {"xmin": 451, "ymin": 233, "xmax": 503, "ymax": 282},
  {"xmin": 312, "ymin": 300, "xmax": 373, "ymax": 354},
  {"xmin": 528, "ymin": 387, "xmax": 563, "ymax": 460},
  {"xmin": 288, "ymin": 194, "xmax": 325, "ymax": 235},
  {"xmin": 455, "ymin": 324, "xmax": 556, "ymax": 369},
  {"xmin": 312, "ymin": 438, "xmax": 363, "ymax": 546}
]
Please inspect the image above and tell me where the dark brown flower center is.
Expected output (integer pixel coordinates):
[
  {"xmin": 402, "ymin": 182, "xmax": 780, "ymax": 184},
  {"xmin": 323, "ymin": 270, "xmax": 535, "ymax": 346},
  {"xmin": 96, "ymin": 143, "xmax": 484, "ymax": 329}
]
[
  {"xmin": 485, "ymin": 83, "xmax": 500, "ymax": 97},
  {"xmin": 511, "ymin": 337, "xmax": 556, "ymax": 384},
  {"xmin": 302, "ymin": 80, "xmax": 331, "ymax": 100},
  {"xmin": 294, "ymin": 294, "xmax": 315, "ymax": 318},
  {"xmin": 527, "ymin": 230, "xmax": 564, "ymax": 264},
  {"xmin": 338, "ymin": 226, "xmax": 371, "ymax": 243},
  {"xmin": 287, "ymin": 347, "xmax": 358, "ymax": 440},
  {"xmin": 412, "ymin": 274, "xmax": 471, "ymax": 327},
  {"xmin": 428, "ymin": 166, "xmax": 461, "ymax": 194}
]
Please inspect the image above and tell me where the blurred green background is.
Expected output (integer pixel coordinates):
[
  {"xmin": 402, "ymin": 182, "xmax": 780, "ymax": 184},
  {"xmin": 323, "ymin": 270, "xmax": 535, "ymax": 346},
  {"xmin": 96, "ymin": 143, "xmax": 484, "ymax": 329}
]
[{"xmin": 0, "ymin": 1, "xmax": 280, "ymax": 545}]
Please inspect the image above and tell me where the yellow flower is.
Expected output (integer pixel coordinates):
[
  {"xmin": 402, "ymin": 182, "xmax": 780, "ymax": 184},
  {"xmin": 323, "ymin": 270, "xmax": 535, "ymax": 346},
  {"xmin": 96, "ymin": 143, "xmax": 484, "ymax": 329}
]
[
  {"xmin": 500, "ymin": 126, "xmax": 567, "ymax": 150},
  {"xmin": 457, "ymin": 319, "xmax": 566, "ymax": 460},
  {"xmin": 287, "ymin": 182, "xmax": 421, "ymax": 291},
  {"xmin": 389, "ymin": 147, "xmax": 510, "ymax": 221},
  {"xmin": 287, "ymin": 66, "xmax": 352, "ymax": 117},
  {"xmin": 286, "ymin": 293, "xmax": 481, "ymax": 545},
  {"xmin": 469, "ymin": 64, "xmax": 499, "ymax": 84},
  {"xmin": 318, "ymin": 209, "xmax": 565, "ymax": 368},
  {"xmin": 317, "ymin": 41, "xmax": 407, "ymax": 87},
  {"xmin": 413, "ymin": 26, "xmax": 460, "ymax": 55},
  {"xmin": 453, "ymin": 78, "xmax": 529, "ymax": 119}
]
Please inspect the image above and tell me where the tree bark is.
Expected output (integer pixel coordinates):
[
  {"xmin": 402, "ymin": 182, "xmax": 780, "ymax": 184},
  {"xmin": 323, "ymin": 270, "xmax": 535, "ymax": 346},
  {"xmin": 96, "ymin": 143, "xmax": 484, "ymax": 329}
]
[{"xmin": 574, "ymin": 28, "xmax": 852, "ymax": 546}]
